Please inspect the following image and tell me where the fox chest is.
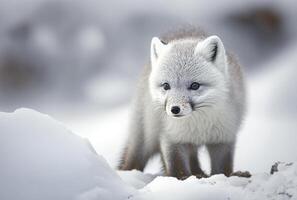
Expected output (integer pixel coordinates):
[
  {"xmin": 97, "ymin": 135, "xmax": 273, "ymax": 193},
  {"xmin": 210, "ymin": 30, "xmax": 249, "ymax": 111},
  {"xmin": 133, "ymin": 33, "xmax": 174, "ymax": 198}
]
[{"xmin": 163, "ymin": 111, "xmax": 237, "ymax": 144}]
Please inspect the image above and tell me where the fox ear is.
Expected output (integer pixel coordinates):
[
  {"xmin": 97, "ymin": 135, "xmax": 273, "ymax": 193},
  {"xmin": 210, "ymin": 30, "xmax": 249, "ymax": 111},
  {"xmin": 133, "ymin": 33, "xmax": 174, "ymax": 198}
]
[
  {"xmin": 151, "ymin": 37, "xmax": 167, "ymax": 66},
  {"xmin": 195, "ymin": 35, "xmax": 227, "ymax": 73}
]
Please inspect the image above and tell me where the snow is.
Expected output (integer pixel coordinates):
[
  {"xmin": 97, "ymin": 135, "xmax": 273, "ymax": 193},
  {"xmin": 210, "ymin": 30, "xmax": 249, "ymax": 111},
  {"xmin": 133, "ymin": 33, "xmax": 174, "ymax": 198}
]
[
  {"xmin": 118, "ymin": 170, "xmax": 156, "ymax": 189},
  {"xmin": 124, "ymin": 163, "xmax": 297, "ymax": 200},
  {"xmin": 2, "ymin": 108, "xmax": 295, "ymax": 200},
  {"xmin": 0, "ymin": 108, "xmax": 134, "ymax": 200}
]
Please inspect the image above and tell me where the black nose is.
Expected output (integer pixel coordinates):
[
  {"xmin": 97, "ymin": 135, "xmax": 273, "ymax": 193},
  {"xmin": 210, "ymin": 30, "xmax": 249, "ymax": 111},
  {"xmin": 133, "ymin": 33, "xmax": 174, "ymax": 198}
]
[{"xmin": 171, "ymin": 106, "xmax": 180, "ymax": 114}]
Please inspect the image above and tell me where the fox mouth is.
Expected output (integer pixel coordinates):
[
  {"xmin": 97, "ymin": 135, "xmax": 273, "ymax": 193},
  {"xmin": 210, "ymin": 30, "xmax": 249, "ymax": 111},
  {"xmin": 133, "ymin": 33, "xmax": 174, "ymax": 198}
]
[
  {"xmin": 172, "ymin": 114, "xmax": 184, "ymax": 118},
  {"xmin": 171, "ymin": 114, "xmax": 192, "ymax": 119}
]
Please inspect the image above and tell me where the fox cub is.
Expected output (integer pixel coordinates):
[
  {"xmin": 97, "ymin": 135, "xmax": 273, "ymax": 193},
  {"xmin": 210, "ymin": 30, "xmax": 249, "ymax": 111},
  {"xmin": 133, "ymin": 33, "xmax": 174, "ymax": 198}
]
[{"xmin": 119, "ymin": 28, "xmax": 245, "ymax": 179}]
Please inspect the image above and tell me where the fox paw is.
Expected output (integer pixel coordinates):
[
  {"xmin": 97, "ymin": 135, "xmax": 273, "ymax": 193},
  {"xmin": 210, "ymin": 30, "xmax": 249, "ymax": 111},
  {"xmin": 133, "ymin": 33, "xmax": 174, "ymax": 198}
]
[
  {"xmin": 178, "ymin": 175, "xmax": 190, "ymax": 180},
  {"xmin": 230, "ymin": 171, "xmax": 251, "ymax": 178},
  {"xmin": 194, "ymin": 173, "xmax": 209, "ymax": 179}
]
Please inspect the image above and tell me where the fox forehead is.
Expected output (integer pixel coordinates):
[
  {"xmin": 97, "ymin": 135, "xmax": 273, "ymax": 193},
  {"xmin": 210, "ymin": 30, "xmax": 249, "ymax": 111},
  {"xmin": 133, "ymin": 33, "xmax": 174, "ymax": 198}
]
[
  {"xmin": 154, "ymin": 56, "xmax": 218, "ymax": 86},
  {"xmin": 160, "ymin": 40, "xmax": 198, "ymax": 67},
  {"xmin": 157, "ymin": 40, "xmax": 212, "ymax": 69}
]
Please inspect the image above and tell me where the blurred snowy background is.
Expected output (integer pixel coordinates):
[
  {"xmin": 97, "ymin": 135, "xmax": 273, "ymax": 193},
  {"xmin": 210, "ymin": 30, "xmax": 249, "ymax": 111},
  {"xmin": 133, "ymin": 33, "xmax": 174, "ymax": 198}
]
[{"xmin": 0, "ymin": 0, "xmax": 296, "ymax": 174}]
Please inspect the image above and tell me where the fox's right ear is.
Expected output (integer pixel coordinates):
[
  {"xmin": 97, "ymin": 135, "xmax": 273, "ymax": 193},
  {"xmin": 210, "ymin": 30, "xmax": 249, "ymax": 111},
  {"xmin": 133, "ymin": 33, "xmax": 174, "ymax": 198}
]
[
  {"xmin": 195, "ymin": 35, "xmax": 227, "ymax": 74},
  {"xmin": 151, "ymin": 37, "xmax": 167, "ymax": 66}
]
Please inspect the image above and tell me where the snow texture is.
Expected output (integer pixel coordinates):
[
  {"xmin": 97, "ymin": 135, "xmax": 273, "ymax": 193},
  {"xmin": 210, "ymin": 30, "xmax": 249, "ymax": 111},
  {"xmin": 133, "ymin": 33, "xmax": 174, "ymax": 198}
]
[
  {"xmin": 131, "ymin": 162, "xmax": 297, "ymax": 200},
  {"xmin": 118, "ymin": 170, "xmax": 156, "ymax": 190},
  {"xmin": 0, "ymin": 108, "xmax": 134, "ymax": 200}
]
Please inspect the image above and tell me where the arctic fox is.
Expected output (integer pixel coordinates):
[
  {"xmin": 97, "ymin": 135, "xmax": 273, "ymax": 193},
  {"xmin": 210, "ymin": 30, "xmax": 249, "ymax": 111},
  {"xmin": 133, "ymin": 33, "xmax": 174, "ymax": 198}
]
[{"xmin": 119, "ymin": 28, "xmax": 245, "ymax": 179}]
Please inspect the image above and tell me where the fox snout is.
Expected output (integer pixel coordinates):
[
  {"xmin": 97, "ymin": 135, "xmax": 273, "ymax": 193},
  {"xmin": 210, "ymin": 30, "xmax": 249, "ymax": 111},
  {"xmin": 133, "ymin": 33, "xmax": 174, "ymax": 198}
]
[{"xmin": 165, "ymin": 100, "xmax": 193, "ymax": 118}]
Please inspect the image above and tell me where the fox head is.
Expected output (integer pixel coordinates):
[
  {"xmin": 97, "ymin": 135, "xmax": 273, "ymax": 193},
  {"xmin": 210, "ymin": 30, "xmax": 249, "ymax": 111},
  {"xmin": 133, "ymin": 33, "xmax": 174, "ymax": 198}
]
[{"xmin": 149, "ymin": 36, "xmax": 229, "ymax": 118}]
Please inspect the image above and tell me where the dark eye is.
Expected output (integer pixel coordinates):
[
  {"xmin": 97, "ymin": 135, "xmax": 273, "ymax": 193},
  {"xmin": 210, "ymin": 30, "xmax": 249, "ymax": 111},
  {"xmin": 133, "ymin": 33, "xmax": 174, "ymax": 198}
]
[
  {"xmin": 189, "ymin": 82, "xmax": 200, "ymax": 90},
  {"xmin": 162, "ymin": 83, "xmax": 171, "ymax": 90}
]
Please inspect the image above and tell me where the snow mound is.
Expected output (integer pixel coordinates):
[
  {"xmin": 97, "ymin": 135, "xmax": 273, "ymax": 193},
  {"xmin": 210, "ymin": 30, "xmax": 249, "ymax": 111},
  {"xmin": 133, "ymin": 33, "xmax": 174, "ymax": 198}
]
[
  {"xmin": 132, "ymin": 163, "xmax": 297, "ymax": 200},
  {"xmin": 0, "ymin": 108, "xmax": 134, "ymax": 200},
  {"xmin": 118, "ymin": 170, "xmax": 156, "ymax": 189}
]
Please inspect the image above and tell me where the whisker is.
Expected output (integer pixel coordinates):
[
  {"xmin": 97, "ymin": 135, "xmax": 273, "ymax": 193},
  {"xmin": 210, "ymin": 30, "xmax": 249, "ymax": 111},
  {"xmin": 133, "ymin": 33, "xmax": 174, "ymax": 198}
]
[{"xmin": 193, "ymin": 103, "xmax": 213, "ymax": 111}]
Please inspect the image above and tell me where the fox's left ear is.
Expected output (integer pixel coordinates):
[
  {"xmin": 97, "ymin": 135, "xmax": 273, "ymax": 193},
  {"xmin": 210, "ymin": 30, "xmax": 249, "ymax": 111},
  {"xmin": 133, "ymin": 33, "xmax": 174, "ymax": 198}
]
[
  {"xmin": 195, "ymin": 35, "xmax": 227, "ymax": 73},
  {"xmin": 151, "ymin": 37, "xmax": 167, "ymax": 67}
]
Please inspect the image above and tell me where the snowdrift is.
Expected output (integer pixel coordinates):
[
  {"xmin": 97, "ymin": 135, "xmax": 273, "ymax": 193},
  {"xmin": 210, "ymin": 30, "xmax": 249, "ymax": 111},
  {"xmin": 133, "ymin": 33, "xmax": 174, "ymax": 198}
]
[{"xmin": 0, "ymin": 108, "xmax": 134, "ymax": 200}]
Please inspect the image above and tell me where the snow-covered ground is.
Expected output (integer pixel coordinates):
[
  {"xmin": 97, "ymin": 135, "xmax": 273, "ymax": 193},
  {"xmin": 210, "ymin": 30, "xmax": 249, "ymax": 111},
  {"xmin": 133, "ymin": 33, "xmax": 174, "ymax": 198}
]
[
  {"xmin": 1, "ymin": 107, "xmax": 297, "ymax": 199},
  {"xmin": 132, "ymin": 162, "xmax": 297, "ymax": 200},
  {"xmin": 0, "ymin": 109, "xmax": 134, "ymax": 200}
]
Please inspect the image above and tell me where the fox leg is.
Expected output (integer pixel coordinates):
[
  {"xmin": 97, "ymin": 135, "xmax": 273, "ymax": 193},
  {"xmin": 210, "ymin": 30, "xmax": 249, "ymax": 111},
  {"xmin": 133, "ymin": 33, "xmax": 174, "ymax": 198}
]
[
  {"xmin": 160, "ymin": 138, "xmax": 192, "ymax": 179},
  {"xmin": 206, "ymin": 143, "xmax": 234, "ymax": 176},
  {"xmin": 118, "ymin": 123, "xmax": 150, "ymax": 171},
  {"xmin": 188, "ymin": 144, "xmax": 206, "ymax": 177},
  {"xmin": 118, "ymin": 144, "xmax": 149, "ymax": 171}
]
